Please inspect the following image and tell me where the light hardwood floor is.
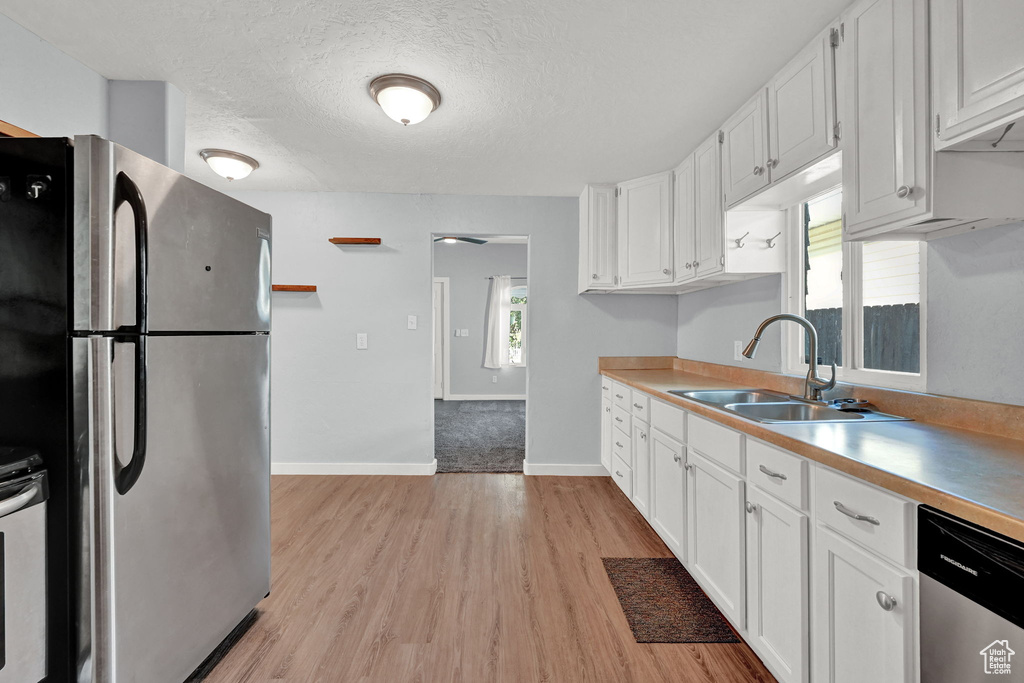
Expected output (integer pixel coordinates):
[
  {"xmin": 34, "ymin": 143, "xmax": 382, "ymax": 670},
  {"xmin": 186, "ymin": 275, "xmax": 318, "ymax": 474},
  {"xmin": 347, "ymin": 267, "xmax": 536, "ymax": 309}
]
[{"xmin": 206, "ymin": 475, "xmax": 775, "ymax": 682}]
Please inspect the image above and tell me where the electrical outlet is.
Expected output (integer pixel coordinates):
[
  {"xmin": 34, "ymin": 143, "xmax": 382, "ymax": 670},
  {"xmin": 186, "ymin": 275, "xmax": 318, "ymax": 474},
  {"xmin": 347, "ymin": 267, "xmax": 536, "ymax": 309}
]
[
  {"xmin": 407, "ymin": 315, "xmax": 417, "ymax": 330},
  {"xmin": 461, "ymin": 329, "xmax": 469, "ymax": 337},
  {"xmin": 734, "ymin": 340, "xmax": 744, "ymax": 361},
  {"xmin": 357, "ymin": 333, "xmax": 368, "ymax": 350},
  {"xmin": 492, "ymin": 375, "xmax": 497, "ymax": 384}
]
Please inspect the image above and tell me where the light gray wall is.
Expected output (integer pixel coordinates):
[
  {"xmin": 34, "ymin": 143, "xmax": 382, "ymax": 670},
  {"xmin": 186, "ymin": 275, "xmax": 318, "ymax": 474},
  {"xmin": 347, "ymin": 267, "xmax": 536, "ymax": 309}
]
[
  {"xmin": 927, "ymin": 222, "xmax": 1024, "ymax": 405},
  {"xmin": 433, "ymin": 242, "xmax": 528, "ymax": 397},
  {"xmin": 675, "ymin": 223, "xmax": 1024, "ymax": 406},
  {"xmin": 228, "ymin": 191, "xmax": 678, "ymax": 469},
  {"xmin": 677, "ymin": 275, "xmax": 784, "ymax": 373},
  {"xmin": 0, "ymin": 13, "xmax": 108, "ymax": 137},
  {"xmin": 108, "ymin": 80, "xmax": 186, "ymax": 172}
]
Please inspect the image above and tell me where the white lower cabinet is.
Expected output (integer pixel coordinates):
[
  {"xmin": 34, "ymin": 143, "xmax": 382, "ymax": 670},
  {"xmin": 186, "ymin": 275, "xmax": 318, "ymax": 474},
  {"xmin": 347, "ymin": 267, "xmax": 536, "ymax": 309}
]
[
  {"xmin": 600, "ymin": 397, "xmax": 612, "ymax": 472},
  {"xmin": 813, "ymin": 526, "xmax": 916, "ymax": 683},
  {"xmin": 632, "ymin": 421, "xmax": 651, "ymax": 519},
  {"xmin": 687, "ymin": 450, "xmax": 746, "ymax": 628},
  {"xmin": 745, "ymin": 486, "xmax": 809, "ymax": 683},
  {"xmin": 650, "ymin": 428, "xmax": 686, "ymax": 560}
]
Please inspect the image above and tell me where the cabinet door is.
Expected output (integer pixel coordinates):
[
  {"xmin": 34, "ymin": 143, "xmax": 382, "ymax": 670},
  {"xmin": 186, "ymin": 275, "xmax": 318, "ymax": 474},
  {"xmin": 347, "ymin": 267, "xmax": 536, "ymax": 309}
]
[
  {"xmin": 632, "ymin": 421, "xmax": 651, "ymax": 520},
  {"xmin": 673, "ymin": 154, "xmax": 697, "ymax": 283},
  {"xmin": 616, "ymin": 172, "xmax": 673, "ymax": 285},
  {"xmin": 693, "ymin": 133, "xmax": 724, "ymax": 277},
  {"xmin": 722, "ymin": 90, "xmax": 770, "ymax": 208},
  {"xmin": 813, "ymin": 526, "xmax": 915, "ymax": 683},
  {"xmin": 769, "ymin": 28, "xmax": 837, "ymax": 182},
  {"xmin": 687, "ymin": 450, "xmax": 745, "ymax": 628},
  {"xmin": 578, "ymin": 185, "xmax": 617, "ymax": 291},
  {"xmin": 841, "ymin": 0, "xmax": 929, "ymax": 235},
  {"xmin": 600, "ymin": 398, "xmax": 612, "ymax": 472},
  {"xmin": 933, "ymin": 0, "xmax": 1024, "ymax": 148},
  {"xmin": 650, "ymin": 429, "xmax": 686, "ymax": 560},
  {"xmin": 746, "ymin": 487, "xmax": 809, "ymax": 683}
]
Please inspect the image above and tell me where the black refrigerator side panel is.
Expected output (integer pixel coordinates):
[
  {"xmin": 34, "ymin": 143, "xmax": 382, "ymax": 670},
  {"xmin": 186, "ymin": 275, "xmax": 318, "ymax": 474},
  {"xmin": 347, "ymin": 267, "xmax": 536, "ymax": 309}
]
[{"xmin": 0, "ymin": 137, "xmax": 73, "ymax": 682}]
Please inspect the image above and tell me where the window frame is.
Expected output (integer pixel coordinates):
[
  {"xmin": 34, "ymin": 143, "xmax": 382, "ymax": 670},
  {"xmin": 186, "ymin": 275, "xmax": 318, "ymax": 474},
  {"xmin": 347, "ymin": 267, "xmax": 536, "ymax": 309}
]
[
  {"xmin": 509, "ymin": 291, "xmax": 527, "ymax": 368},
  {"xmin": 782, "ymin": 192, "xmax": 928, "ymax": 392}
]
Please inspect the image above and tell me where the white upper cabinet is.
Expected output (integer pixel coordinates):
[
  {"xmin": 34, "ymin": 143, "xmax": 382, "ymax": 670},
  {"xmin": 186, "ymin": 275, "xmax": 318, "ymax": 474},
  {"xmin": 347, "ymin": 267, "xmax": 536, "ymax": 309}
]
[
  {"xmin": 577, "ymin": 185, "xmax": 617, "ymax": 293},
  {"xmin": 841, "ymin": 0, "xmax": 930, "ymax": 235},
  {"xmin": 933, "ymin": 0, "xmax": 1024, "ymax": 150},
  {"xmin": 673, "ymin": 154, "xmax": 697, "ymax": 284},
  {"xmin": 722, "ymin": 90, "xmax": 770, "ymax": 208},
  {"xmin": 693, "ymin": 133, "xmax": 725, "ymax": 278},
  {"xmin": 769, "ymin": 28, "xmax": 838, "ymax": 181},
  {"xmin": 616, "ymin": 172, "xmax": 674, "ymax": 286}
]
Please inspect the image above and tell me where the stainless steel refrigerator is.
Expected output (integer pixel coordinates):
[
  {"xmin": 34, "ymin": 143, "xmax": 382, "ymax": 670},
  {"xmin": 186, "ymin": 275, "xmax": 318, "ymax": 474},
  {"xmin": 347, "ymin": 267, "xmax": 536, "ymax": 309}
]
[{"xmin": 0, "ymin": 135, "xmax": 271, "ymax": 682}]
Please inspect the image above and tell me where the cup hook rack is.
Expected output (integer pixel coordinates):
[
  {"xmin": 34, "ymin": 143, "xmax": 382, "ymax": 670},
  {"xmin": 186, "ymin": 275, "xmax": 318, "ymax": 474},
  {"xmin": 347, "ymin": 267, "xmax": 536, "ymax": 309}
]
[{"xmin": 766, "ymin": 232, "xmax": 782, "ymax": 249}]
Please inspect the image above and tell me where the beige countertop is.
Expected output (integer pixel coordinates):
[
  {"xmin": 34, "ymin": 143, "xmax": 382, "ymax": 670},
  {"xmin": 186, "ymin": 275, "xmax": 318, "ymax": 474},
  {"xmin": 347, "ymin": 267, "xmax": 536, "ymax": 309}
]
[{"xmin": 602, "ymin": 366, "xmax": 1024, "ymax": 544}]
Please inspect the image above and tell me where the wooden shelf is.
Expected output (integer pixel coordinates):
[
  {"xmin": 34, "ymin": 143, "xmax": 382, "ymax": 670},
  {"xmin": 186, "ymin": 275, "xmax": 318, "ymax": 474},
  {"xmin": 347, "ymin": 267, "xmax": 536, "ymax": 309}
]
[
  {"xmin": 329, "ymin": 237, "xmax": 381, "ymax": 245},
  {"xmin": 272, "ymin": 285, "xmax": 317, "ymax": 292}
]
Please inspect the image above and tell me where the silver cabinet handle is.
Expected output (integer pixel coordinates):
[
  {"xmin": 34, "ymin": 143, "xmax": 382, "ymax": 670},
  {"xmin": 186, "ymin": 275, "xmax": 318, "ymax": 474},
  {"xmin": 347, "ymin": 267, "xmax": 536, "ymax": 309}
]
[
  {"xmin": 633, "ymin": 402, "xmax": 643, "ymax": 409},
  {"xmin": 0, "ymin": 482, "xmax": 40, "ymax": 519},
  {"xmin": 896, "ymin": 185, "xmax": 912, "ymax": 199},
  {"xmin": 592, "ymin": 273, "xmax": 599, "ymax": 280},
  {"xmin": 745, "ymin": 501, "xmax": 756, "ymax": 514},
  {"xmin": 767, "ymin": 158, "xmax": 778, "ymax": 168},
  {"xmin": 673, "ymin": 453, "xmax": 681, "ymax": 463},
  {"xmin": 758, "ymin": 464, "xmax": 788, "ymax": 480},
  {"xmin": 834, "ymin": 500, "xmax": 880, "ymax": 525},
  {"xmin": 640, "ymin": 432, "xmax": 647, "ymax": 440},
  {"xmin": 605, "ymin": 407, "xmax": 611, "ymax": 413},
  {"xmin": 615, "ymin": 417, "xmax": 623, "ymax": 423},
  {"xmin": 685, "ymin": 262, "xmax": 692, "ymax": 269},
  {"xmin": 692, "ymin": 260, "xmax": 699, "ymax": 268},
  {"xmin": 684, "ymin": 462, "xmax": 693, "ymax": 471},
  {"xmin": 662, "ymin": 268, "xmax": 671, "ymax": 275},
  {"xmin": 615, "ymin": 441, "xmax": 624, "ymax": 448},
  {"xmin": 615, "ymin": 470, "xmax": 624, "ymax": 478},
  {"xmin": 876, "ymin": 591, "xmax": 897, "ymax": 611},
  {"xmin": 615, "ymin": 394, "xmax": 624, "ymax": 399}
]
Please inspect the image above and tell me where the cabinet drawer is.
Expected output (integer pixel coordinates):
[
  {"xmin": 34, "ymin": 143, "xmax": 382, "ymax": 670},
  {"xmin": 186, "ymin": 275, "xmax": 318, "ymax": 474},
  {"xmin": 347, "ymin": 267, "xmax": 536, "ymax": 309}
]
[
  {"xmin": 601, "ymin": 376, "xmax": 612, "ymax": 394},
  {"xmin": 650, "ymin": 399, "xmax": 685, "ymax": 443},
  {"xmin": 814, "ymin": 466, "xmax": 913, "ymax": 566},
  {"xmin": 611, "ymin": 454, "xmax": 633, "ymax": 498},
  {"xmin": 610, "ymin": 382, "xmax": 631, "ymax": 409},
  {"xmin": 631, "ymin": 390, "xmax": 650, "ymax": 422},
  {"xmin": 611, "ymin": 404, "xmax": 632, "ymax": 434},
  {"xmin": 612, "ymin": 429, "xmax": 631, "ymax": 465},
  {"xmin": 746, "ymin": 439, "xmax": 807, "ymax": 510},
  {"xmin": 688, "ymin": 414, "xmax": 743, "ymax": 474}
]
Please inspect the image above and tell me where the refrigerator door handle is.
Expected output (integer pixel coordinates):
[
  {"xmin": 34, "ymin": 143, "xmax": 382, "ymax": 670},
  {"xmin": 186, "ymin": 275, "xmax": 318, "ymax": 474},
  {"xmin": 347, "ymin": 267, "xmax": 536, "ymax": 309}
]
[
  {"xmin": 114, "ymin": 336, "xmax": 148, "ymax": 495},
  {"xmin": 113, "ymin": 170, "xmax": 148, "ymax": 334}
]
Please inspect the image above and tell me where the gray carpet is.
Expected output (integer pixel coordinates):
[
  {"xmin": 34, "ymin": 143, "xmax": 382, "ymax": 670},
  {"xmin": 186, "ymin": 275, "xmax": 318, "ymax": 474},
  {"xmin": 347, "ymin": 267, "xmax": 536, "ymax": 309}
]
[{"xmin": 434, "ymin": 400, "xmax": 525, "ymax": 473}]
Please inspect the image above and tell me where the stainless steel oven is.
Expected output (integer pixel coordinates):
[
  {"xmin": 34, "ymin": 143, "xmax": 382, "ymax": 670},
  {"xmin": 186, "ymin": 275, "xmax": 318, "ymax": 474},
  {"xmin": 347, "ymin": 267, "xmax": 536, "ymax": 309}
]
[
  {"xmin": 919, "ymin": 505, "xmax": 1024, "ymax": 682},
  {"xmin": 0, "ymin": 447, "xmax": 48, "ymax": 683}
]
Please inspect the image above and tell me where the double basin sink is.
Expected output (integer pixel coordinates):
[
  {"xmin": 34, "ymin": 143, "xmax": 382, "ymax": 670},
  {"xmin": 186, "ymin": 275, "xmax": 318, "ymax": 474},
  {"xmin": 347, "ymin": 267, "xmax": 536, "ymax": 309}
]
[{"xmin": 670, "ymin": 389, "xmax": 910, "ymax": 424}]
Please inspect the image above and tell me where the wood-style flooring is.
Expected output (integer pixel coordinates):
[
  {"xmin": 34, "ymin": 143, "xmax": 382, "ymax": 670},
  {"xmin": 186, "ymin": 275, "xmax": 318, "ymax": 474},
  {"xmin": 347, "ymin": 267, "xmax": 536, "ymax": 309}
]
[{"xmin": 205, "ymin": 475, "xmax": 775, "ymax": 682}]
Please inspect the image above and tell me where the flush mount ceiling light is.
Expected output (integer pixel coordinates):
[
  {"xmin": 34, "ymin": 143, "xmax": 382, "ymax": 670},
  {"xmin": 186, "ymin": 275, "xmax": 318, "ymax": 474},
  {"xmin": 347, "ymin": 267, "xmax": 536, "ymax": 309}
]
[
  {"xmin": 199, "ymin": 149, "xmax": 260, "ymax": 181},
  {"xmin": 369, "ymin": 74, "xmax": 441, "ymax": 126}
]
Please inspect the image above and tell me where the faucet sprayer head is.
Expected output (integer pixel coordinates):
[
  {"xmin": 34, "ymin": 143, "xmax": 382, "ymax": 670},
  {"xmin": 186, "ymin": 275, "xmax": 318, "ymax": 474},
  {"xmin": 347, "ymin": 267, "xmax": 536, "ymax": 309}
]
[{"xmin": 742, "ymin": 338, "xmax": 760, "ymax": 359}]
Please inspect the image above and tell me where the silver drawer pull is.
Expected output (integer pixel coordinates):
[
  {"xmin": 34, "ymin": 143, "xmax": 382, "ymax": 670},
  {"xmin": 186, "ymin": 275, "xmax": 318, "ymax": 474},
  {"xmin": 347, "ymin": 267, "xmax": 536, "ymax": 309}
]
[
  {"xmin": 615, "ymin": 394, "xmax": 624, "ymax": 399},
  {"xmin": 615, "ymin": 470, "xmax": 624, "ymax": 477},
  {"xmin": 633, "ymin": 403, "xmax": 643, "ymax": 409},
  {"xmin": 605, "ymin": 407, "xmax": 611, "ymax": 413},
  {"xmin": 615, "ymin": 417, "xmax": 623, "ymax": 423},
  {"xmin": 615, "ymin": 442, "xmax": 624, "ymax": 448},
  {"xmin": 834, "ymin": 500, "xmax": 880, "ymax": 526},
  {"xmin": 876, "ymin": 591, "xmax": 897, "ymax": 611},
  {"xmin": 759, "ymin": 464, "xmax": 787, "ymax": 480}
]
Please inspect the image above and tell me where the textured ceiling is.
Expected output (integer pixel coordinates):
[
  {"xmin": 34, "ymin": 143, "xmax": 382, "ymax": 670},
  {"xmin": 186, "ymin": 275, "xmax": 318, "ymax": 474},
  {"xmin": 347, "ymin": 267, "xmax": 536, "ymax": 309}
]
[{"xmin": 1, "ymin": 0, "xmax": 849, "ymax": 195}]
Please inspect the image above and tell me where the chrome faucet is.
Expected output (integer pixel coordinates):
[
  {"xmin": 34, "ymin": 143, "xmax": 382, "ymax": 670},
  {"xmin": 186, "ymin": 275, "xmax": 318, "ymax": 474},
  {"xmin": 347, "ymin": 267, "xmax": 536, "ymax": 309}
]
[{"xmin": 742, "ymin": 313, "xmax": 837, "ymax": 403}]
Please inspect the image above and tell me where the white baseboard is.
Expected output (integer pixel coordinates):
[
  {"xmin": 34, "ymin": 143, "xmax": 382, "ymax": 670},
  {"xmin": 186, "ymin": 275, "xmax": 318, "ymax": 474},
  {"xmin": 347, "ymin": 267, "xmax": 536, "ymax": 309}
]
[
  {"xmin": 443, "ymin": 394, "xmax": 527, "ymax": 401},
  {"xmin": 272, "ymin": 459, "xmax": 438, "ymax": 476},
  {"xmin": 523, "ymin": 462, "xmax": 609, "ymax": 476}
]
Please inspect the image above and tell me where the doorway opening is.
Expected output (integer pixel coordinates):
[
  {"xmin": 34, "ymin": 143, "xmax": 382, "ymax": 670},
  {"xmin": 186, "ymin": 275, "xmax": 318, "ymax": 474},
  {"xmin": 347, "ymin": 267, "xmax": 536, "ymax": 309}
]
[{"xmin": 431, "ymin": 234, "xmax": 528, "ymax": 473}]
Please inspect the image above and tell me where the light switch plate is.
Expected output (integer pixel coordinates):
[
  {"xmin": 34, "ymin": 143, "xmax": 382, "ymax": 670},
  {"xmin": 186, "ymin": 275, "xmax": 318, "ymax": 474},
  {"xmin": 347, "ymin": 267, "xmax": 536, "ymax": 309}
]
[
  {"xmin": 357, "ymin": 333, "xmax": 368, "ymax": 350},
  {"xmin": 407, "ymin": 315, "xmax": 417, "ymax": 330},
  {"xmin": 734, "ymin": 340, "xmax": 744, "ymax": 361}
]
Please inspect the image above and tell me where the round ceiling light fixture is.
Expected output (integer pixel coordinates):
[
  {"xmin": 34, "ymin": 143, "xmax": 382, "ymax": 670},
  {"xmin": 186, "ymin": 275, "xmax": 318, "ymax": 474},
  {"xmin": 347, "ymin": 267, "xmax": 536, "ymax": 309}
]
[
  {"xmin": 369, "ymin": 74, "xmax": 441, "ymax": 126},
  {"xmin": 199, "ymin": 149, "xmax": 260, "ymax": 181}
]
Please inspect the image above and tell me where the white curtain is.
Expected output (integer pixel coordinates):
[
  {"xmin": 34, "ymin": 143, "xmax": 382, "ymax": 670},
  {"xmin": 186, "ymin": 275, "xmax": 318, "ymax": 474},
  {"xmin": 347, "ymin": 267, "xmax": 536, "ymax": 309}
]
[{"xmin": 484, "ymin": 275, "xmax": 511, "ymax": 369}]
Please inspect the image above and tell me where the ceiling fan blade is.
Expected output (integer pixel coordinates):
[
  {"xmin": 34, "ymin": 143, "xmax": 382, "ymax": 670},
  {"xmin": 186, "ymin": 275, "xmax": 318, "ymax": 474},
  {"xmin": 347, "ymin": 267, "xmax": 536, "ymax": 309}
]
[{"xmin": 459, "ymin": 237, "xmax": 488, "ymax": 244}]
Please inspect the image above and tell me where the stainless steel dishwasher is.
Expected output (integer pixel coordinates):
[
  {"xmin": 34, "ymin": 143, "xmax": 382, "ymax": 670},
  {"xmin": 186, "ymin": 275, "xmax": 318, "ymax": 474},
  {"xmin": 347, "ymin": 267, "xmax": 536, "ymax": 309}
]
[
  {"xmin": 919, "ymin": 505, "xmax": 1024, "ymax": 682},
  {"xmin": 0, "ymin": 447, "xmax": 48, "ymax": 683}
]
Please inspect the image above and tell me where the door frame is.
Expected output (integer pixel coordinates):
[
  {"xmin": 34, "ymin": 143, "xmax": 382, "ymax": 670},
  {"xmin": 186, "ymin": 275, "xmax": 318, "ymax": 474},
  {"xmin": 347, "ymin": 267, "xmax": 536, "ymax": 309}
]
[{"xmin": 432, "ymin": 277, "xmax": 451, "ymax": 400}]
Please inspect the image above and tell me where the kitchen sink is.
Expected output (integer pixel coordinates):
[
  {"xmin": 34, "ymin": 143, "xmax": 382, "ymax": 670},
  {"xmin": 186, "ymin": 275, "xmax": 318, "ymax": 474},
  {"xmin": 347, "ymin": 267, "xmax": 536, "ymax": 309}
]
[{"xmin": 669, "ymin": 388, "xmax": 910, "ymax": 424}]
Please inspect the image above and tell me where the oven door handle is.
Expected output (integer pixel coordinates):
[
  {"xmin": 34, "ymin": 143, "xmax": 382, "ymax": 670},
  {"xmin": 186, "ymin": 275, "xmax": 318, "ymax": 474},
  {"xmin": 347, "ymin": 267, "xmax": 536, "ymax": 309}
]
[{"xmin": 0, "ymin": 482, "xmax": 41, "ymax": 519}]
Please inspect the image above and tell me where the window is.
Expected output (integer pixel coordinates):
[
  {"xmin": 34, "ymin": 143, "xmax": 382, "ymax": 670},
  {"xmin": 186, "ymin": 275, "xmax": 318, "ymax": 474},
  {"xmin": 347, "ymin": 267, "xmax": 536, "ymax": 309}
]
[
  {"xmin": 509, "ymin": 284, "xmax": 527, "ymax": 366},
  {"xmin": 786, "ymin": 188, "xmax": 925, "ymax": 389}
]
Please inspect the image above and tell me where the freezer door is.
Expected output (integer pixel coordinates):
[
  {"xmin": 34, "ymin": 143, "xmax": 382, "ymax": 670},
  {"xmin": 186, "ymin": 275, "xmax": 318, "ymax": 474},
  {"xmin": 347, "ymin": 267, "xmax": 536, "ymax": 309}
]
[
  {"xmin": 73, "ymin": 136, "xmax": 271, "ymax": 333},
  {"xmin": 73, "ymin": 334, "xmax": 270, "ymax": 683}
]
